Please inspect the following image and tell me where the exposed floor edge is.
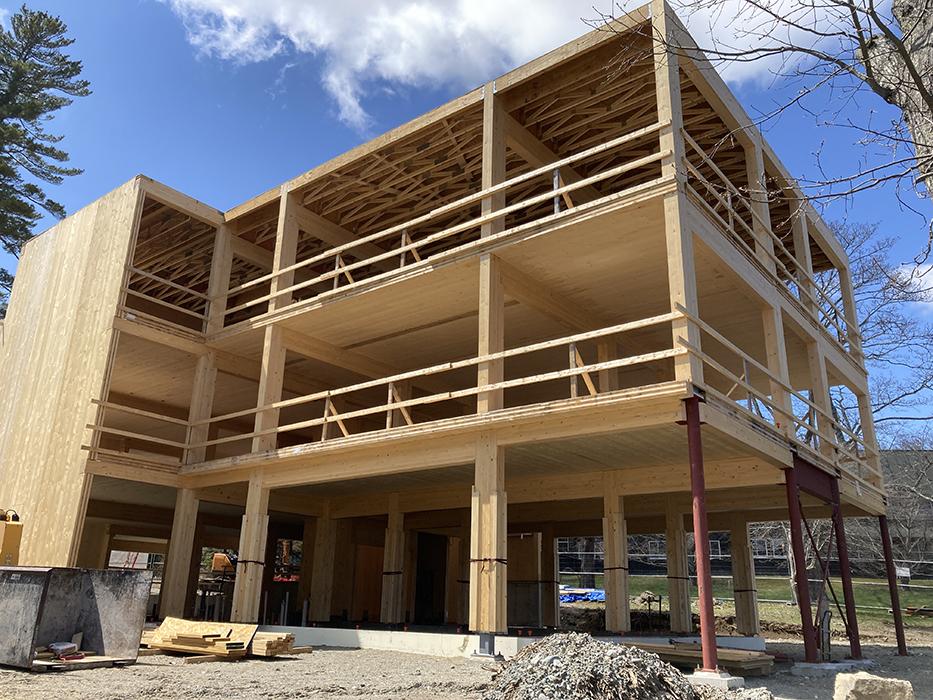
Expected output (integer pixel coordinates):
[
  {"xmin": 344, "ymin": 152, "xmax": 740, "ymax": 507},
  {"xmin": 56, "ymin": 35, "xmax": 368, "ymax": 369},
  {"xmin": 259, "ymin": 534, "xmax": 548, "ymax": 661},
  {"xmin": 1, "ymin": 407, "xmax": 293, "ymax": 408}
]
[{"xmin": 257, "ymin": 625, "xmax": 767, "ymax": 659}]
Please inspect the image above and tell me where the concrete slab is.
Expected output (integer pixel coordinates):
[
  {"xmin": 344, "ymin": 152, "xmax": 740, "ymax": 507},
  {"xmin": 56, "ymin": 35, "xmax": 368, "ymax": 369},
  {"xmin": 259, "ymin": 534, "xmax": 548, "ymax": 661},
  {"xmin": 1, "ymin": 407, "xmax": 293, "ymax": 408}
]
[
  {"xmin": 687, "ymin": 669, "xmax": 745, "ymax": 690},
  {"xmin": 259, "ymin": 625, "xmax": 766, "ymax": 660}
]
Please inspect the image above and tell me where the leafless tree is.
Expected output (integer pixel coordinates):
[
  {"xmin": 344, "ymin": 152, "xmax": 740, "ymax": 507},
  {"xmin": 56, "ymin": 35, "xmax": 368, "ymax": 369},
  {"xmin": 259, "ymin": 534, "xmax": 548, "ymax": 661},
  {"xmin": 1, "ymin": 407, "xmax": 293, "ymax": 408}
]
[
  {"xmin": 819, "ymin": 221, "xmax": 933, "ymax": 433},
  {"xmin": 594, "ymin": 1, "xmax": 932, "ymax": 249}
]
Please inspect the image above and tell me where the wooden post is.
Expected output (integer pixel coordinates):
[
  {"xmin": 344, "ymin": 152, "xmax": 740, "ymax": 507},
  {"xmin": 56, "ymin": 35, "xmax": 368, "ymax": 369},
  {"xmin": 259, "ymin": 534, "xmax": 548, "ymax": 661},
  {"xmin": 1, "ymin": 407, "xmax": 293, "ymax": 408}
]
[
  {"xmin": 651, "ymin": 0, "xmax": 703, "ymax": 385},
  {"xmin": 790, "ymin": 210, "xmax": 818, "ymax": 316},
  {"xmin": 184, "ymin": 352, "xmax": 218, "ymax": 464},
  {"xmin": 743, "ymin": 138, "xmax": 776, "ymax": 270},
  {"xmin": 160, "ymin": 488, "xmax": 199, "ymax": 619},
  {"xmin": 477, "ymin": 81, "xmax": 506, "ymax": 415},
  {"xmin": 230, "ymin": 472, "xmax": 270, "ymax": 622},
  {"xmin": 856, "ymin": 391, "xmax": 882, "ymax": 483},
  {"xmin": 762, "ymin": 305, "xmax": 793, "ymax": 435},
  {"xmin": 309, "ymin": 506, "xmax": 337, "ymax": 623},
  {"xmin": 205, "ymin": 224, "xmax": 233, "ymax": 335},
  {"xmin": 298, "ymin": 517, "xmax": 316, "ymax": 615},
  {"xmin": 665, "ymin": 502, "xmax": 692, "ymax": 634},
  {"xmin": 730, "ymin": 515, "xmax": 760, "ymax": 636},
  {"xmin": 380, "ymin": 494, "xmax": 405, "ymax": 624},
  {"xmin": 459, "ymin": 524, "xmax": 471, "ymax": 625},
  {"xmin": 251, "ymin": 189, "xmax": 300, "ymax": 454},
  {"xmin": 470, "ymin": 431, "xmax": 507, "ymax": 633},
  {"xmin": 540, "ymin": 524, "xmax": 559, "ymax": 628},
  {"xmin": 603, "ymin": 471, "xmax": 630, "ymax": 633},
  {"xmin": 445, "ymin": 535, "xmax": 462, "ymax": 625},
  {"xmin": 269, "ymin": 188, "xmax": 301, "ymax": 313},
  {"xmin": 805, "ymin": 342, "xmax": 835, "ymax": 457},
  {"xmin": 252, "ymin": 326, "xmax": 287, "ymax": 453},
  {"xmin": 839, "ymin": 267, "xmax": 864, "ymax": 362}
]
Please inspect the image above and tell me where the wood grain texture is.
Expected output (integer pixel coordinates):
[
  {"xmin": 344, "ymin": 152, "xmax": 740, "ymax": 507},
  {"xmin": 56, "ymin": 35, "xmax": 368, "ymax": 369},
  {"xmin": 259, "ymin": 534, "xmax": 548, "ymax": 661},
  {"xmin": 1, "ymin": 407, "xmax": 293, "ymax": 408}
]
[{"xmin": 0, "ymin": 178, "xmax": 142, "ymax": 566}]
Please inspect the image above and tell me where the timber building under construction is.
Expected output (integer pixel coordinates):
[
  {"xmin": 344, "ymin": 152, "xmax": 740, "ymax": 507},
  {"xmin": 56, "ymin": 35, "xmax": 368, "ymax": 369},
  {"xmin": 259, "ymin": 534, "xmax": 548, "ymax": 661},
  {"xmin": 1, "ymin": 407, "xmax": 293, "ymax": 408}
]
[{"xmin": 0, "ymin": 0, "xmax": 907, "ymax": 671}]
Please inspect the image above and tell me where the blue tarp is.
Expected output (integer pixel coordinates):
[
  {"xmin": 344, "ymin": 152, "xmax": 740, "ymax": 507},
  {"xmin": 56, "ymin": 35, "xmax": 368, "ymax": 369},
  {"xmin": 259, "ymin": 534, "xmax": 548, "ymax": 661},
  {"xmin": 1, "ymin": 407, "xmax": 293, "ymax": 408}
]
[{"xmin": 559, "ymin": 589, "xmax": 605, "ymax": 603}]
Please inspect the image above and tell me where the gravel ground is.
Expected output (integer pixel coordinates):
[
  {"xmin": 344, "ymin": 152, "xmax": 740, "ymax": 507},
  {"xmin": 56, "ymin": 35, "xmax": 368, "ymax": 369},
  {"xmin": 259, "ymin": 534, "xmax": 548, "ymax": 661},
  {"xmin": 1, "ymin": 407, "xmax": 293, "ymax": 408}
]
[
  {"xmin": 0, "ymin": 648, "xmax": 495, "ymax": 700},
  {"xmin": 0, "ymin": 641, "xmax": 930, "ymax": 700}
]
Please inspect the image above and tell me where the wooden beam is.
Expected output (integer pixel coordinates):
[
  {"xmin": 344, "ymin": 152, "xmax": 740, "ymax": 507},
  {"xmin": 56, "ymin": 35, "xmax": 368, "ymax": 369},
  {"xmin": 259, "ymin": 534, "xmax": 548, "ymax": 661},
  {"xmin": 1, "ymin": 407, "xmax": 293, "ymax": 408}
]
[
  {"xmin": 498, "ymin": 259, "xmax": 606, "ymax": 331},
  {"xmin": 231, "ymin": 236, "xmax": 275, "ymax": 270},
  {"xmin": 291, "ymin": 205, "xmax": 391, "ymax": 268},
  {"xmin": 502, "ymin": 112, "xmax": 600, "ymax": 204},
  {"xmin": 113, "ymin": 316, "xmax": 206, "ymax": 355}
]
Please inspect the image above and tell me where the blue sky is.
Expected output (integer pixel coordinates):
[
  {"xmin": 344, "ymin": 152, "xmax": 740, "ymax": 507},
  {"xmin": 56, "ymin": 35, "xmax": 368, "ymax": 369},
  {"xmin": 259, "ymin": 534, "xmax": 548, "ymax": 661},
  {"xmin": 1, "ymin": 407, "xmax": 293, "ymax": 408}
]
[{"xmin": 1, "ymin": 1, "xmax": 929, "ymax": 302}]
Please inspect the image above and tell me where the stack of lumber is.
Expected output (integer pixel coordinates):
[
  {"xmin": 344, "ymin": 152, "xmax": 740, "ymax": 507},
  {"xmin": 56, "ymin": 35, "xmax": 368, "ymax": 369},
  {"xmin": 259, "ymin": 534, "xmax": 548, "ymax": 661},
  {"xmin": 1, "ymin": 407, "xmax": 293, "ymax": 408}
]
[
  {"xmin": 157, "ymin": 631, "xmax": 247, "ymax": 658},
  {"xmin": 248, "ymin": 632, "xmax": 295, "ymax": 657},
  {"xmin": 625, "ymin": 641, "xmax": 774, "ymax": 676},
  {"xmin": 145, "ymin": 617, "xmax": 257, "ymax": 659}
]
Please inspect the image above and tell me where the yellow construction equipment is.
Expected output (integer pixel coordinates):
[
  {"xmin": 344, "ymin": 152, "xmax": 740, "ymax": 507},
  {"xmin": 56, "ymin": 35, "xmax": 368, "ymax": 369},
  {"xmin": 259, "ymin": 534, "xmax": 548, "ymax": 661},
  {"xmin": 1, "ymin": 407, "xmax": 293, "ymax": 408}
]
[{"xmin": 1, "ymin": 510, "xmax": 23, "ymax": 566}]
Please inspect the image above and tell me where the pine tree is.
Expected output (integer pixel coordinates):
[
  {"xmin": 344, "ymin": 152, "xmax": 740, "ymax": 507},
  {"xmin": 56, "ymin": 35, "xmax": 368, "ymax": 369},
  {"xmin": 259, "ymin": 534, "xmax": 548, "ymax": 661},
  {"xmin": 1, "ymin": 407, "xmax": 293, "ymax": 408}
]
[{"xmin": 0, "ymin": 5, "xmax": 89, "ymax": 316}]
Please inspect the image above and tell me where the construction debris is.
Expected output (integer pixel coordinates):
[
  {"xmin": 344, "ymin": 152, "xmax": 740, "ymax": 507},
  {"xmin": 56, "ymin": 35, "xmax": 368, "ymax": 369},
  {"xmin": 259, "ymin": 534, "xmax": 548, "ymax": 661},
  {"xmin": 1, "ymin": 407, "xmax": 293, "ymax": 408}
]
[
  {"xmin": 626, "ymin": 642, "xmax": 774, "ymax": 677},
  {"xmin": 483, "ymin": 632, "xmax": 697, "ymax": 699}
]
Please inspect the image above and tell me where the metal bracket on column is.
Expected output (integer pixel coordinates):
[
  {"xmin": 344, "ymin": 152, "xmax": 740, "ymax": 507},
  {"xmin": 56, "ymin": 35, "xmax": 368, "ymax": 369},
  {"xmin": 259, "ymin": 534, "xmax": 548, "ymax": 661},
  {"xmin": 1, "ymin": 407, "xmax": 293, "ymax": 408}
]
[{"xmin": 474, "ymin": 633, "xmax": 498, "ymax": 658}]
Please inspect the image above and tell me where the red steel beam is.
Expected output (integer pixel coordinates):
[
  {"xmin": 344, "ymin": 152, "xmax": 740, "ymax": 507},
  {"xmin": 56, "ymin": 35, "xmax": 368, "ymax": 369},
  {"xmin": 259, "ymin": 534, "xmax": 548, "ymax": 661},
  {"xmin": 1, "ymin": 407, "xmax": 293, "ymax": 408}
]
[
  {"xmin": 879, "ymin": 515, "xmax": 908, "ymax": 656},
  {"xmin": 685, "ymin": 396, "xmax": 718, "ymax": 672},
  {"xmin": 784, "ymin": 465, "xmax": 818, "ymax": 663},
  {"xmin": 830, "ymin": 479, "xmax": 862, "ymax": 659}
]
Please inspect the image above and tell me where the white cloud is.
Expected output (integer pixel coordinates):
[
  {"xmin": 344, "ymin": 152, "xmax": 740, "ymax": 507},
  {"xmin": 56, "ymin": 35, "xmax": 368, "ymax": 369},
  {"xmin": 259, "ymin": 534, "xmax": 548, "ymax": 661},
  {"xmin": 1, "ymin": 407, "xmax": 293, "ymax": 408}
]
[{"xmin": 162, "ymin": 0, "xmax": 834, "ymax": 131}]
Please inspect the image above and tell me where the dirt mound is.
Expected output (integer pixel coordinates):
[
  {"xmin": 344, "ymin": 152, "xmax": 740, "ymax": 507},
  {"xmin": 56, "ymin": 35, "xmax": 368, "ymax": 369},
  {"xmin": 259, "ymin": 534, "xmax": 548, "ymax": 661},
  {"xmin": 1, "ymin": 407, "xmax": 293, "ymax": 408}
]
[{"xmin": 482, "ymin": 632, "xmax": 696, "ymax": 699}]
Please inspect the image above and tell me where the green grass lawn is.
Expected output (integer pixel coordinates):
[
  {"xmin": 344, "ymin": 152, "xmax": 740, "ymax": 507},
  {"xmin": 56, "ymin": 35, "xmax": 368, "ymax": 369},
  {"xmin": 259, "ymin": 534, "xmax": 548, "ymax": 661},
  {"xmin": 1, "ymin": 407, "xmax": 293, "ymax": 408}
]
[{"xmin": 560, "ymin": 574, "xmax": 933, "ymax": 636}]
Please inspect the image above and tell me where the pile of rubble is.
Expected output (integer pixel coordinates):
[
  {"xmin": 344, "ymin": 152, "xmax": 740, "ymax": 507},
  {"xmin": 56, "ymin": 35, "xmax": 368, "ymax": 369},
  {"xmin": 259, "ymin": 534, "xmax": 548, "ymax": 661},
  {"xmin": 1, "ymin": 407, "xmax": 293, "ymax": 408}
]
[
  {"xmin": 483, "ymin": 633, "xmax": 776, "ymax": 700},
  {"xmin": 482, "ymin": 632, "xmax": 697, "ymax": 699}
]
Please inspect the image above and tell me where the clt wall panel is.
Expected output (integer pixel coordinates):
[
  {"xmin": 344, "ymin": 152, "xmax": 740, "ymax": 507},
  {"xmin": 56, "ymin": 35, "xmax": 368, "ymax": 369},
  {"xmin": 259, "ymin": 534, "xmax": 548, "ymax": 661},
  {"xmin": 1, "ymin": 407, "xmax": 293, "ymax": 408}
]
[{"xmin": 0, "ymin": 178, "xmax": 142, "ymax": 566}]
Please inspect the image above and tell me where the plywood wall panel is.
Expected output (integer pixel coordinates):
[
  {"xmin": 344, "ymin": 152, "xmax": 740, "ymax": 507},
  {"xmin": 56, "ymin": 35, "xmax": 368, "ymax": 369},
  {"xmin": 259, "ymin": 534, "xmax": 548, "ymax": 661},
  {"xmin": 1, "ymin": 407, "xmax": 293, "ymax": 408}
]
[{"xmin": 0, "ymin": 178, "xmax": 142, "ymax": 566}]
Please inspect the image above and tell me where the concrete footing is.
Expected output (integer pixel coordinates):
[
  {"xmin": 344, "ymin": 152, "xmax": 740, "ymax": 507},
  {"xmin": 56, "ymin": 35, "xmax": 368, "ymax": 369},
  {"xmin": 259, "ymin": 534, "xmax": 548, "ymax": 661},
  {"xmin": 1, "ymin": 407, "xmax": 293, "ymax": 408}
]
[
  {"xmin": 687, "ymin": 669, "xmax": 745, "ymax": 690},
  {"xmin": 790, "ymin": 660, "xmax": 877, "ymax": 677}
]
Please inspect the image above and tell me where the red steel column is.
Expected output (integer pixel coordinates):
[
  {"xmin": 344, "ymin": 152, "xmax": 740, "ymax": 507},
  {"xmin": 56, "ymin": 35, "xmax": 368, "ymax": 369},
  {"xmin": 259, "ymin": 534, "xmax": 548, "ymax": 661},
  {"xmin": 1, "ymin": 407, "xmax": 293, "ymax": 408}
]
[
  {"xmin": 685, "ymin": 396, "xmax": 718, "ymax": 672},
  {"xmin": 830, "ymin": 479, "xmax": 861, "ymax": 659},
  {"xmin": 879, "ymin": 515, "xmax": 908, "ymax": 656},
  {"xmin": 784, "ymin": 465, "xmax": 818, "ymax": 663}
]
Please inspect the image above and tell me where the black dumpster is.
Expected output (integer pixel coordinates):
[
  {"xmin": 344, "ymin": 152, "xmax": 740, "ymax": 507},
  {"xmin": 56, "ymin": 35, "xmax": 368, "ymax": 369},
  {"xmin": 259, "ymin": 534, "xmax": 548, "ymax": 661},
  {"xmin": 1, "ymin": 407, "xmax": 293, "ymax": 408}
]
[{"xmin": 0, "ymin": 566, "xmax": 153, "ymax": 670}]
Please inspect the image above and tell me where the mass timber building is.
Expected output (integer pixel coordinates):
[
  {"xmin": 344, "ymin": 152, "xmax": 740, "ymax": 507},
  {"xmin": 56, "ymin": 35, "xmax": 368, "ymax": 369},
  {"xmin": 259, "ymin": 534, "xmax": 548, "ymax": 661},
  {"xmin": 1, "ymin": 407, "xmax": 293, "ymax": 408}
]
[{"xmin": 0, "ymin": 1, "xmax": 906, "ymax": 668}]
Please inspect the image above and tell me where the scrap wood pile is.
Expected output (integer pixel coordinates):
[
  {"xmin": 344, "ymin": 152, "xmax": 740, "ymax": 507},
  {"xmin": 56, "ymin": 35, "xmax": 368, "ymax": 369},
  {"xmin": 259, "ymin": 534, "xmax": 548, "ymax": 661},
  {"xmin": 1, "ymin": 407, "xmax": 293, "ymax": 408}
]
[
  {"xmin": 626, "ymin": 642, "xmax": 773, "ymax": 677},
  {"xmin": 142, "ymin": 617, "xmax": 304, "ymax": 660},
  {"xmin": 483, "ymin": 633, "xmax": 773, "ymax": 700}
]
